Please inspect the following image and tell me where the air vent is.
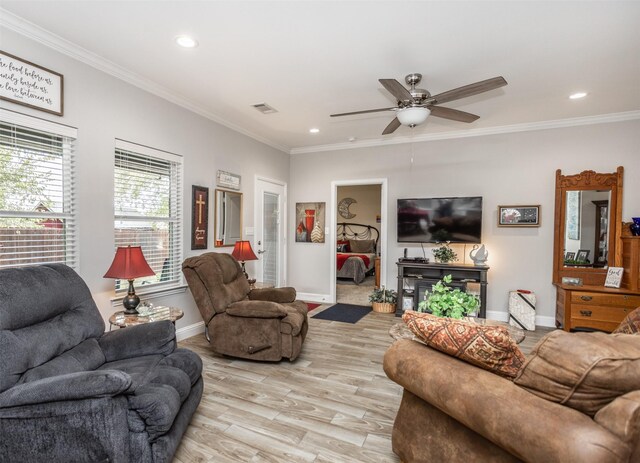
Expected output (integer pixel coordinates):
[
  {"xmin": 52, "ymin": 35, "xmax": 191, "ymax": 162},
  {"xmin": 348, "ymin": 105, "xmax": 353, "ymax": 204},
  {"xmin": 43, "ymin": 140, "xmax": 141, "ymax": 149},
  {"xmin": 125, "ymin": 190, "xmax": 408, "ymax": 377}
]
[{"xmin": 252, "ymin": 103, "xmax": 278, "ymax": 114}]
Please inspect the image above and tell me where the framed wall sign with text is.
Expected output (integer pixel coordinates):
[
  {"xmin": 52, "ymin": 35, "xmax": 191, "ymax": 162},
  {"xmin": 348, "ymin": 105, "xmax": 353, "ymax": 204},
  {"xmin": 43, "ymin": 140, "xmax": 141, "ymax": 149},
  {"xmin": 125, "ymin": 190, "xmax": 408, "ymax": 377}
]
[
  {"xmin": 191, "ymin": 185, "xmax": 209, "ymax": 250},
  {"xmin": 216, "ymin": 170, "xmax": 241, "ymax": 190},
  {"xmin": 0, "ymin": 51, "xmax": 64, "ymax": 116}
]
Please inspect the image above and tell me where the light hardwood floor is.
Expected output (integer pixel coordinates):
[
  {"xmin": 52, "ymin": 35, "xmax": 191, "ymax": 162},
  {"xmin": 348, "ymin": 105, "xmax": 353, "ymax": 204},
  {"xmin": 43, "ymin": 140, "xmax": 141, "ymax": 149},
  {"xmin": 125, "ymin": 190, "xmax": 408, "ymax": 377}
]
[{"xmin": 175, "ymin": 308, "xmax": 554, "ymax": 462}]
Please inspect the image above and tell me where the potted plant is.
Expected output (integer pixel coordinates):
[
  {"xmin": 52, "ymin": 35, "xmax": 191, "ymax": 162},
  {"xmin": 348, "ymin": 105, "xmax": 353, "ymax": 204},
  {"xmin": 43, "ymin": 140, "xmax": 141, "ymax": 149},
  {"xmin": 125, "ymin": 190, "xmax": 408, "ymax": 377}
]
[
  {"xmin": 432, "ymin": 242, "xmax": 457, "ymax": 264},
  {"xmin": 417, "ymin": 274, "xmax": 479, "ymax": 319},
  {"xmin": 369, "ymin": 286, "xmax": 397, "ymax": 313}
]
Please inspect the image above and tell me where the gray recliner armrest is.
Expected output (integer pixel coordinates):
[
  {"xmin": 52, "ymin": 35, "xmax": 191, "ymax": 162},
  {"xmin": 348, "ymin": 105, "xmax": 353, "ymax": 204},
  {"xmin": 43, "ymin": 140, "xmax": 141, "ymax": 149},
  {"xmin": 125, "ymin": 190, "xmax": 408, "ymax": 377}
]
[
  {"xmin": 248, "ymin": 287, "xmax": 296, "ymax": 303},
  {"xmin": 99, "ymin": 320, "xmax": 176, "ymax": 362},
  {"xmin": 227, "ymin": 300, "xmax": 288, "ymax": 318},
  {"xmin": 0, "ymin": 370, "xmax": 131, "ymax": 408}
]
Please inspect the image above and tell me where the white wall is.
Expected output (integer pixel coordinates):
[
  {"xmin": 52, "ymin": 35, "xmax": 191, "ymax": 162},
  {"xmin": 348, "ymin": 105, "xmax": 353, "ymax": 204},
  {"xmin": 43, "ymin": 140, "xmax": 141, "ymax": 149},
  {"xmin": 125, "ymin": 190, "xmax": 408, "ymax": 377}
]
[
  {"xmin": 288, "ymin": 120, "xmax": 640, "ymax": 325},
  {"xmin": 336, "ymin": 184, "xmax": 381, "ymax": 233},
  {"xmin": 1, "ymin": 28, "xmax": 290, "ymax": 336}
]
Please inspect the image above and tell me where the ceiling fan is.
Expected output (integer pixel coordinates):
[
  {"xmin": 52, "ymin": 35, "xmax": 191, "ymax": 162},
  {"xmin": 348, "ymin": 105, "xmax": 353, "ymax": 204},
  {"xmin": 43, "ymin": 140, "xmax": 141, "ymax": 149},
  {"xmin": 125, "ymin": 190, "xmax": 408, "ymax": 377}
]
[{"xmin": 330, "ymin": 73, "xmax": 507, "ymax": 135}]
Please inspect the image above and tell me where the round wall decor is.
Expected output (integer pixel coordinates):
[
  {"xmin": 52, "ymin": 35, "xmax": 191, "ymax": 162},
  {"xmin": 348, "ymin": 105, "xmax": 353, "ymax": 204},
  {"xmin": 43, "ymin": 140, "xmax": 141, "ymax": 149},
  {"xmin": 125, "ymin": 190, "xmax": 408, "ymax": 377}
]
[{"xmin": 338, "ymin": 197, "xmax": 357, "ymax": 219}]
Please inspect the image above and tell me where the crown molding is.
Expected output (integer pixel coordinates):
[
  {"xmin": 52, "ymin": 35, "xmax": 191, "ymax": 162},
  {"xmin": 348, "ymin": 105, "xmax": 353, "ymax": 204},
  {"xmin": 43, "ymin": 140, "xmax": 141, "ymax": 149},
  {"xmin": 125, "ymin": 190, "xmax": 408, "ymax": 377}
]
[
  {"xmin": 290, "ymin": 110, "xmax": 640, "ymax": 155},
  {"xmin": 0, "ymin": 8, "xmax": 290, "ymax": 154}
]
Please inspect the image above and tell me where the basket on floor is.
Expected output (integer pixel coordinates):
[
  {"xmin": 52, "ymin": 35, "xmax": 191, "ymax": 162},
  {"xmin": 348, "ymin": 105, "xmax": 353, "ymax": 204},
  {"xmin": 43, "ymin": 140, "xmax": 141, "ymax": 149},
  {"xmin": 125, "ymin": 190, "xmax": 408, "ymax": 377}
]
[{"xmin": 372, "ymin": 302, "xmax": 395, "ymax": 313}]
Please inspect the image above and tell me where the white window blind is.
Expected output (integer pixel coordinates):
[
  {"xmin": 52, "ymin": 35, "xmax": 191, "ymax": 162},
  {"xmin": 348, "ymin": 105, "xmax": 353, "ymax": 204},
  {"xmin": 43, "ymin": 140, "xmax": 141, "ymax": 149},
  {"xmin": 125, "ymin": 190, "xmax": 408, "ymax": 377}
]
[
  {"xmin": 0, "ymin": 112, "xmax": 77, "ymax": 269},
  {"xmin": 113, "ymin": 140, "xmax": 183, "ymax": 292}
]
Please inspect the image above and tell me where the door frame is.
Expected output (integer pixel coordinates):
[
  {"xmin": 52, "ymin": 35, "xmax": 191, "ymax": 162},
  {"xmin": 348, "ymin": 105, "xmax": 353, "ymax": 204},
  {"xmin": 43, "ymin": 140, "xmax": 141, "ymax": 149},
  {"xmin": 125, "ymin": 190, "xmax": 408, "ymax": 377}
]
[
  {"xmin": 254, "ymin": 175, "xmax": 288, "ymax": 286},
  {"xmin": 330, "ymin": 178, "xmax": 388, "ymax": 303}
]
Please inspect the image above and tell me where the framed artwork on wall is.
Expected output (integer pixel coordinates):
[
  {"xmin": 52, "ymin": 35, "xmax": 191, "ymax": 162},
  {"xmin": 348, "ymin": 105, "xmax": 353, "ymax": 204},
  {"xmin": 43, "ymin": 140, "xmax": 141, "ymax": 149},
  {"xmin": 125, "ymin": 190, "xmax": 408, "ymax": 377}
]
[
  {"xmin": 0, "ymin": 51, "xmax": 64, "ymax": 116},
  {"xmin": 295, "ymin": 202, "xmax": 325, "ymax": 243},
  {"xmin": 566, "ymin": 191, "xmax": 581, "ymax": 239},
  {"xmin": 498, "ymin": 205, "xmax": 541, "ymax": 227},
  {"xmin": 191, "ymin": 185, "xmax": 209, "ymax": 250}
]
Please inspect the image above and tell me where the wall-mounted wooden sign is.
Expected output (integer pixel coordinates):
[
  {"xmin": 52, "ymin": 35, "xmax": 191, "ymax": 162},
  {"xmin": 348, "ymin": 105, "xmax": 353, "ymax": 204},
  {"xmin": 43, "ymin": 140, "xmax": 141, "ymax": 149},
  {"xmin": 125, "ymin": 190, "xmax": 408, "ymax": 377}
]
[
  {"xmin": 216, "ymin": 170, "xmax": 241, "ymax": 191},
  {"xmin": 0, "ymin": 51, "xmax": 64, "ymax": 116},
  {"xmin": 191, "ymin": 185, "xmax": 209, "ymax": 250}
]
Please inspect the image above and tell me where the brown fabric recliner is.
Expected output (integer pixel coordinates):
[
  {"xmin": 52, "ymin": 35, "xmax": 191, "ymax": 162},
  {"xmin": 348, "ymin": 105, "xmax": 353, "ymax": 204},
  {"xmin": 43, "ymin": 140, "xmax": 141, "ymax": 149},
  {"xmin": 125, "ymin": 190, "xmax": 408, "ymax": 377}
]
[{"xmin": 182, "ymin": 253, "xmax": 308, "ymax": 361}]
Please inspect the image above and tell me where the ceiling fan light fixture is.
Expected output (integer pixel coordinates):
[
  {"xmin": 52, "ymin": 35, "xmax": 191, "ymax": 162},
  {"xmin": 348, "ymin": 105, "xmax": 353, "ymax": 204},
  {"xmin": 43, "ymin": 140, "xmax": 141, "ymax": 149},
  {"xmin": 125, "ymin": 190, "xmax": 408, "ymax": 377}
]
[{"xmin": 397, "ymin": 107, "xmax": 430, "ymax": 127}]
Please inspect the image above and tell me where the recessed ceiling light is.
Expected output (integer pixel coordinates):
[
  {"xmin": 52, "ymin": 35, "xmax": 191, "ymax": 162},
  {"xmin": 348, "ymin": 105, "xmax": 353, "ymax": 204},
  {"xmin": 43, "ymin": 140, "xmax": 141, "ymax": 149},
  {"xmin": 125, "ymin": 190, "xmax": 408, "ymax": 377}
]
[
  {"xmin": 309, "ymin": 128, "xmax": 320, "ymax": 134},
  {"xmin": 569, "ymin": 92, "xmax": 587, "ymax": 100},
  {"xmin": 175, "ymin": 36, "xmax": 198, "ymax": 48}
]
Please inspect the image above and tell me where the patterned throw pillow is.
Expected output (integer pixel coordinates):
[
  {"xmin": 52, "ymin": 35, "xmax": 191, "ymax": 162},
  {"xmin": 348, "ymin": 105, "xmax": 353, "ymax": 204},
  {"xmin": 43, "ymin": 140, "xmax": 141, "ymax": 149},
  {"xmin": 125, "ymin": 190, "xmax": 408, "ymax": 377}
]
[
  {"xmin": 613, "ymin": 307, "xmax": 640, "ymax": 334},
  {"xmin": 402, "ymin": 310, "xmax": 526, "ymax": 379}
]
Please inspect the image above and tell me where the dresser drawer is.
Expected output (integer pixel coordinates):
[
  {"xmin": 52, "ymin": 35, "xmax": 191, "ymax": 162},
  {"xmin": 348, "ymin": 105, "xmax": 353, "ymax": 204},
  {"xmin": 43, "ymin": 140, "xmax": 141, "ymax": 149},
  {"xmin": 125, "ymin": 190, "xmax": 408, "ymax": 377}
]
[
  {"xmin": 570, "ymin": 318, "xmax": 621, "ymax": 333},
  {"xmin": 570, "ymin": 304, "xmax": 631, "ymax": 323},
  {"xmin": 570, "ymin": 292, "xmax": 640, "ymax": 308}
]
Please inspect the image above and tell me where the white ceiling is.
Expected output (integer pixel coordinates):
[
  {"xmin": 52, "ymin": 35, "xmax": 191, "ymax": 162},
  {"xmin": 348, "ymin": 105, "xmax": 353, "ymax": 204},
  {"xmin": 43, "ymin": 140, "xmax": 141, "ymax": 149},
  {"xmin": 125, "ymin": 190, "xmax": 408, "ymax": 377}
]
[{"xmin": 1, "ymin": 1, "xmax": 639, "ymax": 153}]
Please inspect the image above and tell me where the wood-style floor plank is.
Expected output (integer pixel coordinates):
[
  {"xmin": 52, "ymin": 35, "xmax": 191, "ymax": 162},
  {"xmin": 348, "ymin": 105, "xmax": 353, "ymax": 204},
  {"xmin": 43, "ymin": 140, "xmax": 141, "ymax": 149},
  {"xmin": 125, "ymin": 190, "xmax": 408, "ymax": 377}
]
[{"xmin": 176, "ymin": 308, "xmax": 554, "ymax": 462}]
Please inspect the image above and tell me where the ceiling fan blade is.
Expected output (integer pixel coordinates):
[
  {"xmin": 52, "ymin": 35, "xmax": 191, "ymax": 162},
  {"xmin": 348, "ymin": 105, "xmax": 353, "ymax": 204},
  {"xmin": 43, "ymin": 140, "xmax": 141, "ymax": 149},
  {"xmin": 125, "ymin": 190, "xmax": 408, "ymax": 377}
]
[
  {"xmin": 379, "ymin": 79, "xmax": 413, "ymax": 102},
  {"xmin": 382, "ymin": 117, "xmax": 401, "ymax": 135},
  {"xmin": 330, "ymin": 107, "xmax": 397, "ymax": 117},
  {"xmin": 431, "ymin": 76, "xmax": 507, "ymax": 105},
  {"xmin": 430, "ymin": 106, "xmax": 480, "ymax": 123}
]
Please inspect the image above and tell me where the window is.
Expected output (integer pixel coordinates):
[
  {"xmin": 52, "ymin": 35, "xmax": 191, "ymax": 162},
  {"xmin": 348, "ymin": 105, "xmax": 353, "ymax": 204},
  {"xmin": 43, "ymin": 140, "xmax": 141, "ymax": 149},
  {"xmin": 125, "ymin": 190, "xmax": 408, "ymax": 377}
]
[
  {"xmin": 113, "ymin": 140, "xmax": 183, "ymax": 292},
  {"xmin": 0, "ymin": 110, "xmax": 77, "ymax": 269}
]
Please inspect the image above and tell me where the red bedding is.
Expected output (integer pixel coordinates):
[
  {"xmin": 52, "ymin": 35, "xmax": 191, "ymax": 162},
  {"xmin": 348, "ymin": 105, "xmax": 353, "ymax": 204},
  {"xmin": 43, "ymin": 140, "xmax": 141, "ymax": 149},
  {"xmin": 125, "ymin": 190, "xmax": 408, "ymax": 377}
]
[{"xmin": 337, "ymin": 253, "xmax": 370, "ymax": 271}]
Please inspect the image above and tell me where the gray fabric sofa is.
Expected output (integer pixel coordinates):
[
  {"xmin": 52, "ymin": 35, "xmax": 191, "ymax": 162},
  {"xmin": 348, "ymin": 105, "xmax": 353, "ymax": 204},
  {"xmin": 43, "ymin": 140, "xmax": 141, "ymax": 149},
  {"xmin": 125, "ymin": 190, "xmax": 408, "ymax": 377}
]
[{"xmin": 0, "ymin": 264, "xmax": 203, "ymax": 463}]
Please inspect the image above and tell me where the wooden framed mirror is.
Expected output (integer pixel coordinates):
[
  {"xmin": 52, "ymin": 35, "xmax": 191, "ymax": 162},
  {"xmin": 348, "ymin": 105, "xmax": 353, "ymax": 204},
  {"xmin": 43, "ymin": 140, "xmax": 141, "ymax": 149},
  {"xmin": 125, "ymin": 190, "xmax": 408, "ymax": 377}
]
[
  {"xmin": 214, "ymin": 189, "xmax": 242, "ymax": 247},
  {"xmin": 552, "ymin": 167, "xmax": 623, "ymax": 286}
]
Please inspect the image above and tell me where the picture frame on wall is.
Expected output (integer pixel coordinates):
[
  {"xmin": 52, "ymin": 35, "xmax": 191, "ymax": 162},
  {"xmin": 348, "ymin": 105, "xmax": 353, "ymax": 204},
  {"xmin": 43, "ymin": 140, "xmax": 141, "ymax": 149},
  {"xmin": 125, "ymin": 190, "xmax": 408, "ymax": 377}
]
[
  {"xmin": 0, "ymin": 51, "xmax": 64, "ymax": 116},
  {"xmin": 295, "ymin": 202, "xmax": 326, "ymax": 243},
  {"xmin": 498, "ymin": 205, "xmax": 541, "ymax": 227},
  {"xmin": 566, "ymin": 191, "xmax": 581, "ymax": 240},
  {"xmin": 191, "ymin": 185, "xmax": 209, "ymax": 250}
]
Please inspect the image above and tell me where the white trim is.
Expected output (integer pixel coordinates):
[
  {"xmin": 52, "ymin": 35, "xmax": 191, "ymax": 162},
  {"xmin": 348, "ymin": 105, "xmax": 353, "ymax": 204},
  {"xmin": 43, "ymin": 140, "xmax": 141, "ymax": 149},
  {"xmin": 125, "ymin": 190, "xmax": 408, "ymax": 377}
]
[
  {"xmin": 0, "ymin": 107, "xmax": 77, "ymax": 138},
  {"xmin": 290, "ymin": 110, "xmax": 640, "ymax": 155},
  {"xmin": 330, "ymin": 178, "xmax": 388, "ymax": 304},
  {"xmin": 176, "ymin": 321, "xmax": 204, "ymax": 342},
  {"xmin": 0, "ymin": 8, "xmax": 289, "ymax": 154},
  {"xmin": 115, "ymin": 138, "xmax": 182, "ymax": 162},
  {"xmin": 486, "ymin": 310, "xmax": 556, "ymax": 328},
  {"xmin": 110, "ymin": 284, "xmax": 188, "ymax": 307},
  {"xmin": 297, "ymin": 292, "xmax": 332, "ymax": 303},
  {"xmin": 254, "ymin": 176, "xmax": 288, "ymax": 286}
]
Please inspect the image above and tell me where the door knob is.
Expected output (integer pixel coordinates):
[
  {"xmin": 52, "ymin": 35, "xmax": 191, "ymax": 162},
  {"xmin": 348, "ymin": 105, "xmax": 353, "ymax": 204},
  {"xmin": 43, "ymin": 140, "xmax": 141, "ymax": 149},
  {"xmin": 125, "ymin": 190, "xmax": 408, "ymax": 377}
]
[{"xmin": 257, "ymin": 249, "xmax": 266, "ymax": 254}]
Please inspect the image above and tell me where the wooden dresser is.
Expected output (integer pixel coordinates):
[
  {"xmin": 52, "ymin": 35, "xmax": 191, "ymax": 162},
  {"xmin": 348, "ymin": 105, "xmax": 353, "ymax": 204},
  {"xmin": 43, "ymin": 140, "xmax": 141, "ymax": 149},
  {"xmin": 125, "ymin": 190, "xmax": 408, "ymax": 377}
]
[{"xmin": 556, "ymin": 284, "xmax": 640, "ymax": 332}]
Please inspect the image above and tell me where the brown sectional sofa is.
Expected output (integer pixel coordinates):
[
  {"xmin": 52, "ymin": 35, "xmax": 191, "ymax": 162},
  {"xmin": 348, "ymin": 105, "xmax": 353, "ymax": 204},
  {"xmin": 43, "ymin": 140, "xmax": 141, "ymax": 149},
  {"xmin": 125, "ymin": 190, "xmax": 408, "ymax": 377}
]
[{"xmin": 384, "ymin": 336, "xmax": 640, "ymax": 463}]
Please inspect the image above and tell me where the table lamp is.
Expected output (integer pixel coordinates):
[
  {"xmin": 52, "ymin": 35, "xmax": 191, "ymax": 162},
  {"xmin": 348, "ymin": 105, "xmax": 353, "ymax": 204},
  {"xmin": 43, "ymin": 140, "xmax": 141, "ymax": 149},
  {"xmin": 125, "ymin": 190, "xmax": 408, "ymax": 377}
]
[
  {"xmin": 232, "ymin": 240, "xmax": 258, "ymax": 281},
  {"xmin": 104, "ymin": 246, "xmax": 155, "ymax": 314}
]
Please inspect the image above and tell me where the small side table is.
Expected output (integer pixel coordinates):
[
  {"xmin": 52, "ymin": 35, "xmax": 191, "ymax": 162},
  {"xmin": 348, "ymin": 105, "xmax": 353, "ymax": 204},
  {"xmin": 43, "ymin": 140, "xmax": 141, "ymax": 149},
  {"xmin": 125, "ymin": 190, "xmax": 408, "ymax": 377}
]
[{"xmin": 109, "ymin": 306, "xmax": 184, "ymax": 330}]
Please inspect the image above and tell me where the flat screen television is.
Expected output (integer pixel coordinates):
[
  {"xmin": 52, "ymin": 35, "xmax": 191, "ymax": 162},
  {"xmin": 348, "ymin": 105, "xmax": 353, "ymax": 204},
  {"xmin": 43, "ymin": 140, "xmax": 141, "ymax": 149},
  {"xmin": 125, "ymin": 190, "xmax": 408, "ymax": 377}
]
[{"xmin": 397, "ymin": 196, "xmax": 482, "ymax": 243}]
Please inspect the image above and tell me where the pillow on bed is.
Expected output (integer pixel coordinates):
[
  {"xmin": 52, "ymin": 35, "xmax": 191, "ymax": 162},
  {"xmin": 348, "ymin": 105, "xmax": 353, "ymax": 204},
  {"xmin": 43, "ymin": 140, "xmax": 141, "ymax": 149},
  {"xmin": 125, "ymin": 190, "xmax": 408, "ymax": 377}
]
[
  {"xmin": 337, "ymin": 240, "xmax": 351, "ymax": 252},
  {"xmin": 350, "ymin": 239, "xmax": 375, "ymax": 253}
]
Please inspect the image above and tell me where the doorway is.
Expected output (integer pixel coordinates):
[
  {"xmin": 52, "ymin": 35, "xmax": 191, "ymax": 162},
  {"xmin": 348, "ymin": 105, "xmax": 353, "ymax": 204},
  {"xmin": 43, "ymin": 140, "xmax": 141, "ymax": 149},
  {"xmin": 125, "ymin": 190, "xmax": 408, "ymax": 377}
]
[
  {"xmin": 330, "ymin": 179, "xmax": 387, "ymax": 305},
  {"xmin": 254, "ymin": 177, "xmax": 287, "ymax": 286}
]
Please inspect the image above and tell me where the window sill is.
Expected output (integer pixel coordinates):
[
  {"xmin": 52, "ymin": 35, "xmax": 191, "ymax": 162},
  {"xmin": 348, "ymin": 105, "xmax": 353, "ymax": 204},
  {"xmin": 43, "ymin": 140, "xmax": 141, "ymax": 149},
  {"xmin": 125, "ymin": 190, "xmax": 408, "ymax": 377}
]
[{"xmin": 110, "ymin": 284, "xmax": 188, "ymax": 308}]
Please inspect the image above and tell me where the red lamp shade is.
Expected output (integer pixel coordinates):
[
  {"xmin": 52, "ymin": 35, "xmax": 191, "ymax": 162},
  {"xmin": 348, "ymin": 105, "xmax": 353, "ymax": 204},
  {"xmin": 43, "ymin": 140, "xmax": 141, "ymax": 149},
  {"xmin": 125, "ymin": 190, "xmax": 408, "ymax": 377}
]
[
  {"xmin": 231, "ymin": 240, "xmax": 258, "ymax": 262},
  {"xmin": 104, "ymin": 246, "xmax": 155, "ymax": 280}
]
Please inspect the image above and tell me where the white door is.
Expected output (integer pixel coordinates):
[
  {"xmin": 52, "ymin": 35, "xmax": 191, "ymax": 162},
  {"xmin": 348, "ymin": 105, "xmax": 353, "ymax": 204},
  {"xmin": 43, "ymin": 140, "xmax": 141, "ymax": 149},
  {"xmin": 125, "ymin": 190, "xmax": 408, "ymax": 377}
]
[{"xmin": 255, "ymin": 178, "xmax": 286, "ymax": 286}]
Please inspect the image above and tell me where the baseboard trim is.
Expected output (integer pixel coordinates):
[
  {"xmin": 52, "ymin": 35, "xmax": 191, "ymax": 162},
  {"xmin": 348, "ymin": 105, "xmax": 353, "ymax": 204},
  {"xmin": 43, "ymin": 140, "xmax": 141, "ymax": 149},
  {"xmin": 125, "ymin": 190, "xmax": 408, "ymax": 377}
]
[
  {"xmin": 297, "ymin": 292, "xmax": 333, "ymax": 304},
  {"xmin": 176, "ymin": 321, "xmax": 204, "ymax": 342},
  {"xmin": 486, "ymin": 310, "xmax": 556, "ymax": 328}
]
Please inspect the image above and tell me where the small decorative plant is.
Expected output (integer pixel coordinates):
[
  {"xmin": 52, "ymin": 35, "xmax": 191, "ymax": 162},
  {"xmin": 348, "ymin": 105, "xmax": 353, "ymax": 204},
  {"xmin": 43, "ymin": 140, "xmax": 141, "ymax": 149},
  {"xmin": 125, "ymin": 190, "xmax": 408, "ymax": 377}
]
[
  {"xmin": 432, "ymin": 242, "xmax": 457, "ymax": 263},
  {"xmin": 417, "ymin": 274, "xmax": 479, "ymax": 319},
  {"xmin": 369, "ymin": 286, "xmax": 398, "ymax": 304},
  {"xmin": 369, "ymin": 286, "xmax": 397, "ymax": 313}
]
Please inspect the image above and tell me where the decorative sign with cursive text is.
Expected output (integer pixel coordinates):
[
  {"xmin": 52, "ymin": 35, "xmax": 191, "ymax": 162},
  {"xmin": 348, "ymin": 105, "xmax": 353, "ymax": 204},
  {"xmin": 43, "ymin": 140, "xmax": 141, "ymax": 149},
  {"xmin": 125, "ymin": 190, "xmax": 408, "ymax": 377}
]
[
  {"xmin": 216, "ymin": 170, "xmax": 241, "ymax": 191},
  {"xmin": 604, "ymin": 267, "xmax": 624, "ymax": 288},
  {"xmin": 191, "ymin": 185, "xmax": 209, "ymax": 250},
  {"xmin": 0, "ymin": 51, "xmax": 64, "ymax": 116}
]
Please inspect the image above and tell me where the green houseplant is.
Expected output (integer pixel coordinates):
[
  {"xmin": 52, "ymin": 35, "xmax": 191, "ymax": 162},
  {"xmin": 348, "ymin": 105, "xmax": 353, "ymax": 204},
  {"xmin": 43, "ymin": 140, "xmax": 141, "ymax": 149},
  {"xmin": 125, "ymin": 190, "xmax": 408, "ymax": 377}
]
[
  {"xmin": 417, "ymin": 274, "xmax": 479, "ymax": 319},
  {"xmin": 369, "ymin": 286, "xmax": 397, "ymax": 313},
  {"xmin": 432, "ymin": 242, "xmax": 457, "ymax": 264}
]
